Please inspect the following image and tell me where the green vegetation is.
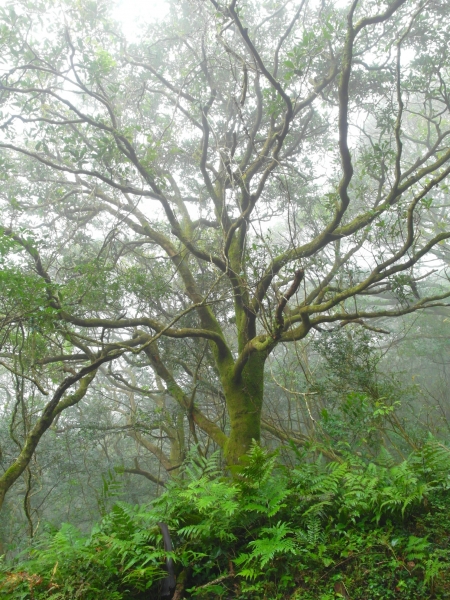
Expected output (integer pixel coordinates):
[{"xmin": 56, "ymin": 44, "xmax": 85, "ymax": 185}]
[
  {"xmin": 2, "ymin": 441, "xmax": 450, "ymax": 599},
  {"xmin": 1, "ymin": 0, "xmax": 450, "ymax": 596}
]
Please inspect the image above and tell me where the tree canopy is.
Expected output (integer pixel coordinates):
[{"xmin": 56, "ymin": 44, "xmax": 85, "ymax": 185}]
[{"xmin": 1, "ymin": 0, "xmax": 450, "ymax": 511}]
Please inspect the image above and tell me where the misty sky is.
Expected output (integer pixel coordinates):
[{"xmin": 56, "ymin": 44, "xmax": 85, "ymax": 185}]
[{"xmin": 112, "ymin": 0, "xmax": 169, "ymax": 37}]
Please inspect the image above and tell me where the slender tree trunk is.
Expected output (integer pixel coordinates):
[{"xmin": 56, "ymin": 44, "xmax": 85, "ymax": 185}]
[{"xmin": 0, "ymin": 372, "xmax": 95, "ymax": 512}]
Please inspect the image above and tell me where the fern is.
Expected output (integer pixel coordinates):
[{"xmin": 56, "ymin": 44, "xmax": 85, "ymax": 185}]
[
  {"xmin": 4, "ymin": 440, "xmax": 450, "ymax": 599},
  {"xmin": 181, "ymin": 448, "xmax": 223, "ymax": 481},
  {"xmin": 97, "ymin": 469, "xmax": 124, "ymax": 516},
  {"xmin": 235, "ymin": 441, "xmax": 278, "ymax": 490},
  {"xmin": 376, "ymin": 446, "xmax": 396, "ymax": 469},
  {"xmin": 411, "ymin": 438, "xmax": 450, "ymax": 484},
  {"xmin": 296, "ymin": 513, "xmax": 324, "ymax": 548},
  {"xmin": 235, "ymin": 520, "xmax": 297, "ymax": 578}
]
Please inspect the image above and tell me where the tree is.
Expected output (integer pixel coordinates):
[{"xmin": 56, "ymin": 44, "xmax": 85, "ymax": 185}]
[{"xmin": 1, "ymin": 0, "xmax": 450, "ymax": 509}]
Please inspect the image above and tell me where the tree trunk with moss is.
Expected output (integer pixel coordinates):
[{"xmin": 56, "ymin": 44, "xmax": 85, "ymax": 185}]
[{"xmin": 223, "ymin": 352, "xmax": 267, "ymax": 464}]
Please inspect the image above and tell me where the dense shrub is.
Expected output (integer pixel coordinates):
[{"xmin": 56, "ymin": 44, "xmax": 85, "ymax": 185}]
[{"xmin": 2, "ymin": 440, "xmax": 450, "ymax": 599}]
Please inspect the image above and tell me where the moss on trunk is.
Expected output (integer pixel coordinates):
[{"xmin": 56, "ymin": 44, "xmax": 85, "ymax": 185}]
[{"xmin": 223, "ymin": 351, "xmax": 266, "ymax": 465}]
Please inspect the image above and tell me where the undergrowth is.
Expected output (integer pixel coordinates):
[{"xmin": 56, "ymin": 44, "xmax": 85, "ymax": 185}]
[{"xmin": 2, "ymin": 439, "xmax": 450, "ymax": 599}]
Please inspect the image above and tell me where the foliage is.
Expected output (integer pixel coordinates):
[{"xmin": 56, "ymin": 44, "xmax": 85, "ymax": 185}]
[
  {"xmin": 0, "ymin": 511, "xmax": 167, "ymax": 599},
  {"xmin": 310, "ymin": 328, "xmax": 423, "ymax": 457},
  {"xmin": 3, "ymin": 441, "xmax": 450, "ymax": 599},
  {"xmin": 2, "ymin": 0, "xmax": 450, "ymax": 514}
]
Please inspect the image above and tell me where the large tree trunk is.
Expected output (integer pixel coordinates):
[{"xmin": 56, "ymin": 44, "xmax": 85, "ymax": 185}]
[{"xmin": 224, "ymin": 352, "xmax": 266, "ymax": 465}]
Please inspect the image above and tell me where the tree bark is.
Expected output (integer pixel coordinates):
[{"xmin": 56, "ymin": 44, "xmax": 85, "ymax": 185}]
[{"xmin": 224, "ymin": 352, "xmax": 266, "ymax": 464}]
